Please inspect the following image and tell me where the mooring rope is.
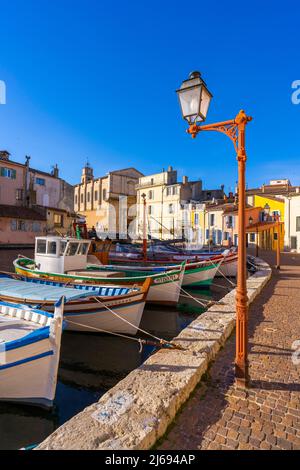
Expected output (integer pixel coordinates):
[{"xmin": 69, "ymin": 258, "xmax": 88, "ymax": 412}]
[
  {"xmin": 91, "ymin": 295, "xmax": 171, "ymax": 345},
  {"xmin": 66, "ymin": 319, "xmax": 185, "ymax": 350}
]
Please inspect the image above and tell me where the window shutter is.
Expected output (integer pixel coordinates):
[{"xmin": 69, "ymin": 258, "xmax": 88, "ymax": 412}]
[
  {"xmin": 12, "ymin": 169, "xmax": 16, "ymax": 179},
  {"xmin": 0, "ymin": 167, "xmax": 4, "ymax": 176}
]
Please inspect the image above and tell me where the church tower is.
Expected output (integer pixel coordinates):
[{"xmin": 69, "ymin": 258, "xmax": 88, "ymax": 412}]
[{"xmin": 81, "ymin": 161, "xmax": 94, "ymax": 184}]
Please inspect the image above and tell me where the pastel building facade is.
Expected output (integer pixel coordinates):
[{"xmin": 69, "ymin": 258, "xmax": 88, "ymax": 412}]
[
  {"xmin": 0, "ymin": 151, "xmax": 75, "ymax": 245},
  {"xmin": 74, "ymin": 165, "xmax": 143, "ymax": 238},
  {"xmin": 136, "ymin": 166, "xmax": 224, "ymax": 240},
  {"xmin": 284, "ymin": 193, "xmax": 300, "ymax": 252}
]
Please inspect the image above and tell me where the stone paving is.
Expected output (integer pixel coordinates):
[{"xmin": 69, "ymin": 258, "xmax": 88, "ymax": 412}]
[{"xmin": 159, "ymin": 251, "xmax": 300, "ymax": 450}]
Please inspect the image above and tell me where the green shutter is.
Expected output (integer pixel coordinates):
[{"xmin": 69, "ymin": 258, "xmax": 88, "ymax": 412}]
[
  {"xmin": 0, "ymin": 167, "xmax": 4, "ymax": 176},
  {"xmin": 11, "ymin": 169, "xmax": 16, "ymax": 179}
]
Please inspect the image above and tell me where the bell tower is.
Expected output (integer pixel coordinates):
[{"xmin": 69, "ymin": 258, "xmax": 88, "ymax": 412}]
[{"xmin": 81, "ymin": 160, "xmax": 93, "ymax": 184}]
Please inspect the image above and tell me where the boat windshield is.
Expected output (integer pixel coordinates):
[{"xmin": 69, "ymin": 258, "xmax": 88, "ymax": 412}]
[
  {"xmin": 78, "ymin": 243, "xmax": 89, "ymax": 255},
  {"xmin": 60, "ymin": 240, "xmax": 67, "ymax": 256},
  {"xmin": 47, "ymin": 241, "xmax": 57, "ymax": 255},
  {"xmin": 66, "ymin": 242, "xmax": 79, "ymax": 256},
  {"xmin": 36, "ymin": 239, "xmax": 47, "ymax": 254}
]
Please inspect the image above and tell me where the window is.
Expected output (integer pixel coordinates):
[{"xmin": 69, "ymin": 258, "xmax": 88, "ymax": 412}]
[
  {"xmin": 194, "ymin": 213, "xmax": 199, "ymax": 225},
  {"xmin": 36, "ymin": 177, "xmax": 45, "ymax": 186},
  {"xmin": 166, "ymin": 187, "xmax": 172, "ymax": 196},
  {"xmin": 103, "ymin": 189, "xmax": 107, "ymax": 200},
  {"xmin": 47, "ymin": 241, "xmax": 57, "ymax": 255},
  {"xmin": 0, "ymin": 167, "xmax": 16, "ymax": 179},
  {"xmin": 16, "ymin": 189, "xmax": 23, "ymax": 201},
  {"xmin": 81, "ymin": 194, "xmax": 83, "ymax": 204},
  {"xmin": 209, "ymin": 214, "xmax": 215, "ymax": 226},
  {"xmin": 172, "ymin": 186, "xmax": 177, "ymax": 195},
  {"xmin": 17, "ymin": 220, "xmax": 26, "ymax": 231},
  {"xmin": 10, "ymin": 220, "xmax": 17, "ymax": 231},
  {"xmin": 291, "ymin": 236, "xmax": 297, "ymax": 250},
  {"xmin": 66, "ymin": 242, "xmax": 79, "ymax": 256},
  {"xmin": 296, "ymin": 217, "xmax": 300, "ymax": 232},
  {"xmin": 87, "ymin": 192, "xmax": 90, "ymax": 202},
  {"xmin": 78, "ymin": 243, "xmax": 89, "ymax": 255},
  {"xmin": 274, "ymin": 233, "xmax": 278, "ymax": 241},
  {"xmin": 148, "ymin": 190, "xmax": 154, "ymax": 200},
  {"xmin": 54, "ymin": 213, "xmax": 63, "ymax": 227},
  {"xmin": 60, "ymin": 241, "xmax": 67, "ymax": 256},
  {"xmin": 94, "ymin": 190, "xmax": 98, "ymax": 201},
  {"xmin": 169, "ymin": 204, "xmax": 174, "ymax": 214},
  {"xmin": 226, "ymin": 215, "xmax": 233, "ymax": 228},
  {"xmin": 32, "ymin": 222, "xmax": 41, "ymax": 232},
  {"xmin": 36, "ymin": 239, "xmax": 47, "ymax": 254},
  {"xmin": 250, "ymin": 233, "xmax": 255, "ymax": 242},
  {"xmin": 75, "ymin": 195, "xmax": 78, "ymax": 205},
  {"xmin": 148, "ymin": 205, "xmax": 152, "ymax": 215},
  {"xmin": 150, "ymin": 178, "xmax": 154, "ymax": 185}
]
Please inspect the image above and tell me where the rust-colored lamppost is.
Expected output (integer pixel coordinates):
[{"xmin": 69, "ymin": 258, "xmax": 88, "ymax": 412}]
[
  {"xmin": 141, "ymin": 193, "xmax": 147, "ymax": 261},
  {"xmin": 176, "ymin": 71, "xmax": 252, "ymax": 387}
]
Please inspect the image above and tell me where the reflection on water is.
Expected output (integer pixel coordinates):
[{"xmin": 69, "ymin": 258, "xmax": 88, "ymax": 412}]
[{"xmin": 0, "ymin": 272, "xmax": 225, "ymax": 449}]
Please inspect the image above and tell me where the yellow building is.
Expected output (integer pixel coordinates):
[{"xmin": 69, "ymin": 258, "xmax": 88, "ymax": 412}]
[{"xmin": 246, "ymin": 194, "xmax": 285, "ymax": 251}]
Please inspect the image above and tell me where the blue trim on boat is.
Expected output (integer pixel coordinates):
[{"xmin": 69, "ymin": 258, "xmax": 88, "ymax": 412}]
[
  {"xmin": 0, "ymin": 273, "xmax": 131, "ymax": 297},
  {"xmin": 0, "ymin": 300, "xmax": 54, "ymax": 318},
  {"xmin": 0, "ymin": 350, "xmax": 54, "ymax": 370},
  {"xmin": 63, "ymin": 299, "xmax": 143, "ymax": 316},
  {"xmin": 4, "ymin": 327, "xmax": 51, "ymax": 351}
]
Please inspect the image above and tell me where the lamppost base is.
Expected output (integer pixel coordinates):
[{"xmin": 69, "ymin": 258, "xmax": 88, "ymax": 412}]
[{"xmin": 234, "ymin": 363, "xmax": 250, "ymax": 389}]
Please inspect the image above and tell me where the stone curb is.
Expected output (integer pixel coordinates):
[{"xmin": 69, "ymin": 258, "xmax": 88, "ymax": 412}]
[{"xmin": 37, "ymin": 257, "xmax": 272, "ymax": 450}]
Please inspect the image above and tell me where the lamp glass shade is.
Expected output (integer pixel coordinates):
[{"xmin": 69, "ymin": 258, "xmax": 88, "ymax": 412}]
[{"xmin": 177, "ymin": 73, "xmax": 212, "ymax": 124}]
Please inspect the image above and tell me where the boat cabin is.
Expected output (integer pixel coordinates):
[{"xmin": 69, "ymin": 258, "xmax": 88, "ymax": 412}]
[{"xmin": 35, "ymin": 236, "xmax": 91, "ymax": 274}]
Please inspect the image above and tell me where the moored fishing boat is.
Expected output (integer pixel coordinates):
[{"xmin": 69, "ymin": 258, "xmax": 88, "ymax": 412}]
[
  {"xmin": 0, "ymin": 298, "xmax": 65, "ymax": 409},
  {"xmin": 0, "ymin": 272, "xmax": 150, "ymax": 335},
  {"xmin": 13, "ymin": 236, "xmax": 185, "ymax": 305},
  {"xmin": 108, "ymin": 243, "xmax": 238, "ymax": 278},
  {"xmin": 87, "ymin": 258, "xmax": 222, "ymax": 288}
]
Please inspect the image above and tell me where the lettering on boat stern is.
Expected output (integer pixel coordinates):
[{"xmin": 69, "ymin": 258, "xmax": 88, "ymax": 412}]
[
  {"xmin": 92, "ymin": 391, "xmax": 134, "ymax": 425},
  {"xmin": 153, "ymin": 273, "xmax": 179, "ymax": 284}
]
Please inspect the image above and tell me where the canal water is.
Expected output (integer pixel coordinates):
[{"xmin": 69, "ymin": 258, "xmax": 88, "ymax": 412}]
[{"xmin": 0, "ymin": 248, "xmax": 229, "ymax": 449}]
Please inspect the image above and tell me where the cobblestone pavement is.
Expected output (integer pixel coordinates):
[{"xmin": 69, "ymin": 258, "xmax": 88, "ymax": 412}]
[{"xmin": 159, "ymin": 251, "xmax": 300, "ymax": 450}]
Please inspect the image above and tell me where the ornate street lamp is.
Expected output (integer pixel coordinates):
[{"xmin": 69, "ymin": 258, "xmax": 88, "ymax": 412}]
[
  {"xmin": 176, "ymin": 71, "xmax": 213, "ymax": 124},
  {"xmin": 248, "ymin": 216, "xmax": 253, "ymax": 226},
  {"xmin": 141, "ymin": 193, "xmax": 147, "ymax": 260},
  {"xmin": 177, "ymin": 71, "xmax": 252, "ymax": 388},
  {"xmin": 264, "ymin": 203, "xmax": 271, "ymax": 220}
]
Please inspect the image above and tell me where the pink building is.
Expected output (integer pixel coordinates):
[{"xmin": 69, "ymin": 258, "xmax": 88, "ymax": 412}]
[{"xmin": 0, "ymin": 151, "xmax": 75, "ymax": 246}]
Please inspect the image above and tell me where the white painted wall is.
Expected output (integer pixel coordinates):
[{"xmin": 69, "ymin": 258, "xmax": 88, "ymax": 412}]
[{"xmin": 284, "ymin": 195, "xmax": 300, "ymax": 252}]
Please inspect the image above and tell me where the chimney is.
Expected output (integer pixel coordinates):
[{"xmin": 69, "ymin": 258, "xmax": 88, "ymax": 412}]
[
  {"xmin": 0, "ymin": 150, "xmax": 10, "ymax": 161},
  {"xmin": 183, "ymin": 176, "xmax": 188, "ymax": 184},
  {"xmin": 262, "ymin": 184, "xmax": 265, "ymax": 193}
]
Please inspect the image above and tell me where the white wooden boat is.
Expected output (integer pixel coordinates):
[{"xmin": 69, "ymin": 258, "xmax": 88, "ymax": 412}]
[
  {"xmin": 0, "ymin": 272, "xmax": 150, "ymax": 335},
  {"xmin": 0, "ymin": 298, "xmax": 65, "ymax": 409}
]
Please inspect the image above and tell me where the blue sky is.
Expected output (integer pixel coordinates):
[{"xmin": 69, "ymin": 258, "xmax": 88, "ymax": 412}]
[{"xmin": 0, "ymin": 0, "xmax": 299, "ymax": 192}]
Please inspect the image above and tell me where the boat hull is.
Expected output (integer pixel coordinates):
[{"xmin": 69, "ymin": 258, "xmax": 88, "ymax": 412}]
[
  {"xmin": 63, "ymin": 300, "xmax": 146, "ymax": 335},
  {"xmin": 182, "ymin": 263, "xmax": 220, "ymax": 287},
  {"xmin": 0, "ymin": 301, "xmax": 64, "ymax": 408}
]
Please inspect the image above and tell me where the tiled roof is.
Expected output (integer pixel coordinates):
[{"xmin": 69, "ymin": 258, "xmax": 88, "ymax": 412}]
[{"xmin": 0, "ymin": 205, "xmax": 47, "ymax": 221}]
